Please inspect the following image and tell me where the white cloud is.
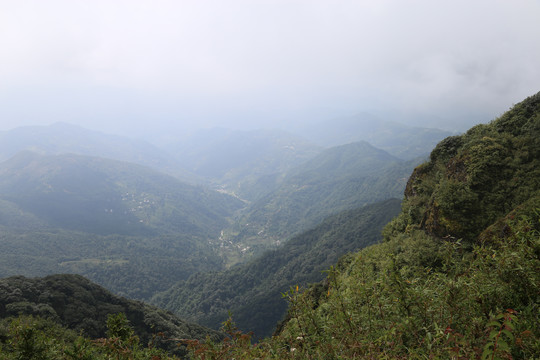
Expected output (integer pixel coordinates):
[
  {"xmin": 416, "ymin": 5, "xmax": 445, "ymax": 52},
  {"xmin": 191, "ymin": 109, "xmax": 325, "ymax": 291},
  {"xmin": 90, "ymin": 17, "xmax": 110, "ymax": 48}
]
[{"xmin": 0, "ymin": 0, "xmax": 539, "ymax": 133}]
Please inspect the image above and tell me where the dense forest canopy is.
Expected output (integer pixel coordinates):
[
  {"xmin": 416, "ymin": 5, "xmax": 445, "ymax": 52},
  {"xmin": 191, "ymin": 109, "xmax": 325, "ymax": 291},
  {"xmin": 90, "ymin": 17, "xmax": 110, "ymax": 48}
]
[{"xmin": 0, "ymin": 274, "xmax": 222, "ymax": 357}]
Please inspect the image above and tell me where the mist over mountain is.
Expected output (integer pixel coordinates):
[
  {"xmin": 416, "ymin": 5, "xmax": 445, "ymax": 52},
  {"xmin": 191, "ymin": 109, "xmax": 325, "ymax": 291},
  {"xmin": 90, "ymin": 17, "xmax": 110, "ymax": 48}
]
[
  {"xmin": 300, "ymin": 112, "xmax": 453, "ymax": 159},
  {"xmin": 0, "ymin": 122, "xmax": 195, "ymax": 182},
  {"xmin": 164, "ymin": 128, "xmax": 322, "ymax": 200},
  {"xmin": 0, "ymin": 151, "xmax": 242, "ymax": 236},
  {"xmin": 1, "ymin": 91, "xmax": 539, "ymax": 358},
  {"xmin": 0, "ymin": 115, "xmax": 464, "ymax": 294},
  {"xmin": 0, "ymin": 120, "xmax": 429, "ymax": 296},
  {"xmin": 1, "ymin": 1, "xmax": 539, "ymax": 357}
]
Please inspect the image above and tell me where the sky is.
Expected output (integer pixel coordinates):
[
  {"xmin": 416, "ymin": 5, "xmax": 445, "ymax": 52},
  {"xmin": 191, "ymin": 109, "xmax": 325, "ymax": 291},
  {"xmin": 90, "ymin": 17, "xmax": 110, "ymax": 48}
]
[{"xmin": 0, "ymin": 0, "xmax": 539, "ymax": 138}]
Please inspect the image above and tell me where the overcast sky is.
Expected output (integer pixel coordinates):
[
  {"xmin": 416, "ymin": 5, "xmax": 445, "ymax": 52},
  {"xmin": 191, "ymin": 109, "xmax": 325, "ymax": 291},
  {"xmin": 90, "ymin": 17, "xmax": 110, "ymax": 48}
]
[{"xmin": 0, "ymin": 0, "xmax": 539, "ymax": 137}]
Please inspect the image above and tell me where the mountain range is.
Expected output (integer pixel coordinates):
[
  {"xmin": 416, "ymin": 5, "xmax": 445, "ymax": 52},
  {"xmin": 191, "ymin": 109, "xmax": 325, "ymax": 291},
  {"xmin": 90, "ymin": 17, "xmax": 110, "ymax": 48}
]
[
  {"xmin": 178, "ymin": 93, "xmax": 540, "ymax": 359},
  {"xmin": 300, "ymin": 112, "xmax": 452, "ymax": 159},
  {"xmin": 0, "ymin": 122, "xmax": 193, "ymax": 181},
  {"xmin": 1, "ymin": 105, "xmax": 511, "ymax": 358},
  {"xmin": 227, "ymin": 141, "xmax": 418, "ymax": 257},
  {"xmin": 164, "ymin": 128, "xmax": 322, "ymax": 200}
]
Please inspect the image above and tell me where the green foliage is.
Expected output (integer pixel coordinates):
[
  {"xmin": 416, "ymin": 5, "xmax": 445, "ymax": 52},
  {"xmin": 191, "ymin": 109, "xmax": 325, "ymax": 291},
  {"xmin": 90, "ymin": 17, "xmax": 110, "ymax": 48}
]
[
  {"xmin": 398, "ymin": 92, "xmax": 540, "ymax": 242},
  {"xmin": 0, "ymin": 274, "xmax": 223, "ymax": 357},
  {"xmin": 188, "ymin": 214, "xmax": 540, "ymax": 359},
  {"xmin": 482, "ymin": 309, "xmax": 518, "ymax": 360},
  {"xmin": 0, "ymin": 229, "xmax": 224, "ymax": 300},
  {"xmin": 184, "ymin": 316, "xmax": 258, "ymax": 360},
  {"xmin": 152, "ymin": 199, "xmax": 402, "ymax": 338},
  {"xmin": 0, "ymin": 314, "xmax": 182, "ymax": 359},
  {"xmin": 106, "ymin": 313, "xmax": 135, "ymax": 342}
]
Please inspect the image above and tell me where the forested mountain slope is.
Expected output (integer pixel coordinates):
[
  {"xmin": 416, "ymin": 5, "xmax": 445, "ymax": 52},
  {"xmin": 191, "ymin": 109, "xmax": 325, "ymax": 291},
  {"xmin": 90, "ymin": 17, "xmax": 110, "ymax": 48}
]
[
  {"xmin": 0, "ymin": 274, "xmax": 222, "ymax": 357},
  {"xmin": 398, "ymin": 94, "xmax": 540, "ymax": 242},
  {"xmin": 230, "ymin": 141, "xmax": 418, "ymax": 252},
  {"xmin": 186, "ymin": 92, "xmax": 540, "ymax": 359},
  {"xmin": 0, "ymin": 152, "xmax": 244, "ymax": 299},
  {"xmin": 152, "ymin": 198, "xmax": 401, "ymax": 339}
]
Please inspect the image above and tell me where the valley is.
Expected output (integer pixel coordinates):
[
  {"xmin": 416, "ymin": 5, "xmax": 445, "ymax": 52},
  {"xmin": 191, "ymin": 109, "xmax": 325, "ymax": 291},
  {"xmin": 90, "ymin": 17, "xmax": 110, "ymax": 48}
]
[
  {"xmin": 2, "ymin": 1, "xmax": 539, "ymax": 357},
  {"xmin": 0, "ymin": 94, "xmax": 539, "ymax": 358}
]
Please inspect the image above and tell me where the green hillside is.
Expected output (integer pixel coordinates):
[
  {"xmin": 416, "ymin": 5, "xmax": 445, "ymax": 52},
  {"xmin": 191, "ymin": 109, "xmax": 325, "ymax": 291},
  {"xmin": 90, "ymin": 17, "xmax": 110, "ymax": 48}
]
[
  {"xmin": 152, "ymin": 198, "xmax": 401, "ymax": 339},
  {"xmin": 397, "ymin": 96, "xmax": 540, "ymax": 242},
  {"xmin": 229, "ymin": 141, "xmax": 418, "ymax": 255},
  {"xmin": 0, "ymin": 228, "xmax": 224, "ymax": 300},
  {"xmin": 186, "ymin": 92, "xmax": 540, "ymax": 359},
  {"xmin": 0, "ymin": 152, "xmax": 244, "ymax": 299},
  {"xmin": 0, "ymin": 274, "xmax": 222, "ymax": 357}
]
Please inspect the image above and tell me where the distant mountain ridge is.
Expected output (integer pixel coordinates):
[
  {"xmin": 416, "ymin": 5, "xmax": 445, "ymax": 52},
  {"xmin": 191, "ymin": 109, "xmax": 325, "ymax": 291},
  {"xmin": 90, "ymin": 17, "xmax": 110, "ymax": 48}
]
[
  {"xmin": 0, "ymin": 122, "xmax": 195, "ymax": 182},
  {"xmin": 165, "ymin": 128, "xmax": 322, "ymax": 200},
  {"xmin": 0, "ymin": 151, "xmax": 242, "ymax": 236},
  {"xmin": 284, "ymin": 140, "xmax": 402, "ymax": 181},
  {"xmin": 301, "ymin": 112, "xmax": 453, "ymax": 159}
]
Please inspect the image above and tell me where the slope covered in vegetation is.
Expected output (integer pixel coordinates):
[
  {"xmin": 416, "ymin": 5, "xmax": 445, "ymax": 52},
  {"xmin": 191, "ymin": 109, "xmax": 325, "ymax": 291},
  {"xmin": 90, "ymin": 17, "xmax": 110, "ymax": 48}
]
[
  {"xmin": 0, "ymin": 152, "xmax": 244, "ymax": 299},
  {"xmin": 0, "ymin": 152, "xmax": 242, "ymax": 237},
  {"xmin": 152, "ymin": 198, "xmax": 401, "ymax": 339},
  {"xmin": 1, "ymin": 93, "xmax": 538, "ymax": 359},
  {"xmin": 229, "ymin": 141, "xmax": 418, "ymax": 255},
  {"xmin": 0, "ymin": 274, "xmax": 222, "ymax": 357},
  {"xmin": 186, "ymin": 92, "xmax": 540, "ymax": 359}
]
